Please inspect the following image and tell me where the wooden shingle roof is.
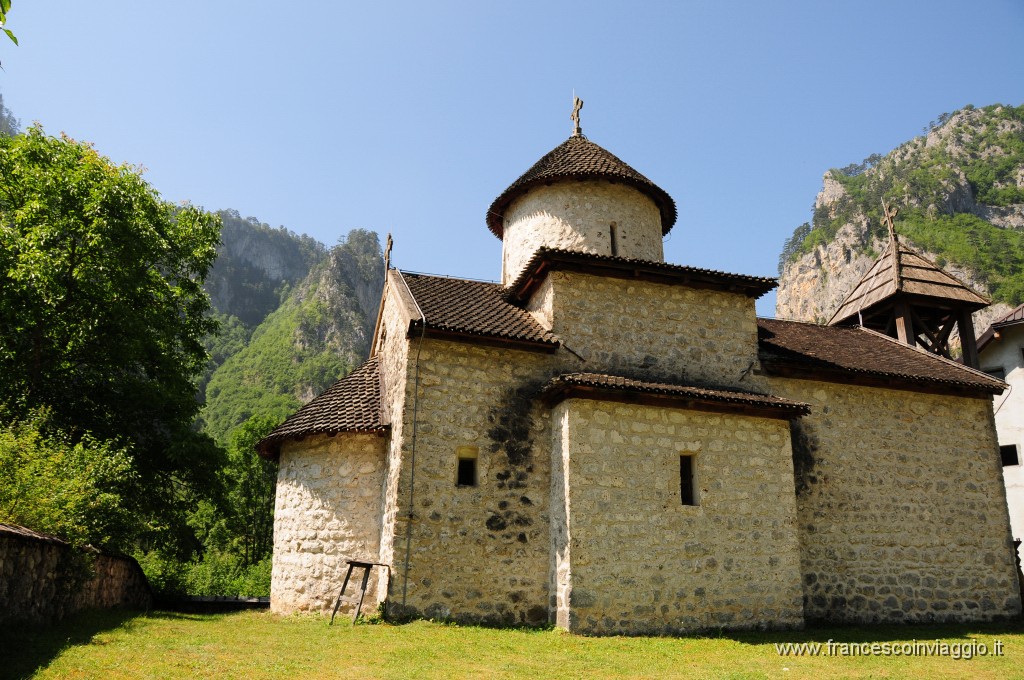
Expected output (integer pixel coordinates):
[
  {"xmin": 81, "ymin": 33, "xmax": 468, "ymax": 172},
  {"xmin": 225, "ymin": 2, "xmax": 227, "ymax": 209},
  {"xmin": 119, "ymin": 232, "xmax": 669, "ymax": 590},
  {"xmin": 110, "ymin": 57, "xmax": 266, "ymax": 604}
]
[
  {"xmin": 758, "ymin": 318, "xmax": 1005, "ymax": 396},
  {"xmin": 257, "ymin": 356, "xmax": 386, "ymax": 459},
  {"xmin": 486, "ymin": 135, "xmax": 677, "ymax": 238},
  {"xmin": 400, "ymin": 272, "xmax": 559, "ymax": 350},
  {"xmin": 828, "ymin": 240, "xmax": 989, "ymax": 326}
]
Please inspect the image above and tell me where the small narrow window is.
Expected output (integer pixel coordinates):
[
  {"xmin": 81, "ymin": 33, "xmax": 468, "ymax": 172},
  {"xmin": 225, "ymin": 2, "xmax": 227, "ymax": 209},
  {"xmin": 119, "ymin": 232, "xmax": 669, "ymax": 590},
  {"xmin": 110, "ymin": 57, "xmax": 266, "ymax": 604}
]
[
  {"xmin": 456, "ymin": 446, "xmax": 479, "ymax": 487},
  {"xmin": 609, "ymin": 222, "xmax": 618, "ymax": 257},
  {"xmin": 680, "ymin": 455, "xmax": 697, "ymax": 506},
  {"xmin": 1001, "ymin": 445, "xmax": 1019, "ymax": 467}
]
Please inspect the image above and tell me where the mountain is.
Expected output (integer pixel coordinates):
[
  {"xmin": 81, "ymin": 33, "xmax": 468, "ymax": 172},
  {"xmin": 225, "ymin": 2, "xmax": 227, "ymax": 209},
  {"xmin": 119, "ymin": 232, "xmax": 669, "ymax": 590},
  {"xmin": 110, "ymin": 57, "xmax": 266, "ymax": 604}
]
[
  {"xmin": 200, "ymin": 229, "xmax": 384, "ymax": 443},
  {"xmin": 205, "ymin": 210, "xmax": 326, "ymax": 328},
  {"xmin": 777, "ymin": 104, "xmax": 1024, "ymax": 329},
  {"xmin": 197, "ymin": 211, "xmax": 327, "ymax": 396}
]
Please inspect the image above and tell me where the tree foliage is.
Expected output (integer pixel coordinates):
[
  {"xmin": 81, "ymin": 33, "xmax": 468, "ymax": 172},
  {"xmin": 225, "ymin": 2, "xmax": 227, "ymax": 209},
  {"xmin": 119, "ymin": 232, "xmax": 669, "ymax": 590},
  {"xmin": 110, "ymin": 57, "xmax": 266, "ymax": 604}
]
[
  {"xmin": 0, "ymin": 126, "xmax": 225, "ymax": 546},
  {"xmin": 0, "ymin": 409, "xmax": 136, "ymax": 549},
  {"xmin": 142, "ymin": 415, "xmax": 279, "ymax": 597},
  {"xmin": 0, "ymin": 0, "xmax": 17, "ymax": 45}
]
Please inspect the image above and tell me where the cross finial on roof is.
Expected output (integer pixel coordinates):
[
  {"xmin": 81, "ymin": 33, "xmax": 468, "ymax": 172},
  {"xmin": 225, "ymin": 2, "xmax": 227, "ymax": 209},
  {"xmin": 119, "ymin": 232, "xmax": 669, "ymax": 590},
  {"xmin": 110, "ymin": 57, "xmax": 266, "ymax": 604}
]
[
  {"xmin": 571, "ymin": 95, "xmax": 583, "ymax": 136},
  {"xmin": 882, "ymin": 202, "xmax": 901, "ymax": 290},
  {"xmin": 882, "ymin": 202, "xmax": 899, "ymax": 245}
]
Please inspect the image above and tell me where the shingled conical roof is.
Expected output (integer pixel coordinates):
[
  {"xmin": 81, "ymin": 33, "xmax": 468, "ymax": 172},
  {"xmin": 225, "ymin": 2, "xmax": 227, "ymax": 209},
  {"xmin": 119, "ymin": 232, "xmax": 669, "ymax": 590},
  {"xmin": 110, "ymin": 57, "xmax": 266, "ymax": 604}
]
[
  {"xmin": 828, "ymin": 238, "xmax": 990, "ymax": 326},
  {"xmin": 256, "ymin": 356, "xmax": 386, "ymax": 459},
  {"xmin": 486, "ymin": 135, "xmax": 677, "ymax": 238}
]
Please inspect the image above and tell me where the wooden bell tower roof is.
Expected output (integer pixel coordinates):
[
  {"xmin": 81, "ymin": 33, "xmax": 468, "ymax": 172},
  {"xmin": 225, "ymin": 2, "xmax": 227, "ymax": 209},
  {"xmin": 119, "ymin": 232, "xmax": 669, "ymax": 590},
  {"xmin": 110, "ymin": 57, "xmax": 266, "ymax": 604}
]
[
  {"xmin": 827, "ymin": 204, "xmax": 990, "ymax": 368},
  {"xmin": 828, "ymin": 239, "xmax": 989, "ymax": 327}
]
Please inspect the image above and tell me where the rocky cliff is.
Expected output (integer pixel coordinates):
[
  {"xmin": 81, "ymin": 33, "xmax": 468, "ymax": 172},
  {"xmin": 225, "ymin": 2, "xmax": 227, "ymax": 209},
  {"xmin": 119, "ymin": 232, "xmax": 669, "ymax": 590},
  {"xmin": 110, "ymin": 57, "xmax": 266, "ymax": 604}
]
[
  {"xmin": 777, "ymin": 104, "xmax": 1024, "ymax": 333},
  {"xmin": 201, "ymin": 229, "xmax": 385, "ymax": 443},
  {"xmin": 204, "ymin": 210, "xmax": 326, "ymax": 328}
]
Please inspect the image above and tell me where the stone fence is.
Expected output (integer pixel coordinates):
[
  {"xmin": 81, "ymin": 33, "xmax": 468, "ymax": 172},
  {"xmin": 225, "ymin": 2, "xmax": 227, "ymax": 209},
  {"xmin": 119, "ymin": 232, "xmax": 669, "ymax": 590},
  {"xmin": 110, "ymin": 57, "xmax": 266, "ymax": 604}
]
[{"xmin": 0, "ymin": 523, "xmax": 152, "ymax": 625}]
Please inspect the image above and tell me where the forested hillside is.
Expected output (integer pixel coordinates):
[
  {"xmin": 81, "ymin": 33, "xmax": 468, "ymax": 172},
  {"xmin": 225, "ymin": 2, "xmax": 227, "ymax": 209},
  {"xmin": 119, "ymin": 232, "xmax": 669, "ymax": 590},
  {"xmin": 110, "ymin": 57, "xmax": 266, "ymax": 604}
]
[
  {"xmin": 0, "ymin": 90, "xmax": 386, "ymax": 598},
  {"xmin": 201, "ymin": 229, "xmax": 384, "ymax": 443},
  {"xmin": 198, "ymin": 211, "xmax": 325, "ymax": 394},
  {"xmin": 777, "ymin": 103, "xmax": 1024, "ymax": 326}
]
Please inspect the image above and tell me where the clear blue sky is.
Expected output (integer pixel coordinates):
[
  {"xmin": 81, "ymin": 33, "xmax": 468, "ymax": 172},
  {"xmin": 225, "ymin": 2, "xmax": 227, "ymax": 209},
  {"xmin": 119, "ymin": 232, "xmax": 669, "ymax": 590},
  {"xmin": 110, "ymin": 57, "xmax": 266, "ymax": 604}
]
[{"xmin": 2, "ymin": 1, "xmax": 1022, "ymax": 315}]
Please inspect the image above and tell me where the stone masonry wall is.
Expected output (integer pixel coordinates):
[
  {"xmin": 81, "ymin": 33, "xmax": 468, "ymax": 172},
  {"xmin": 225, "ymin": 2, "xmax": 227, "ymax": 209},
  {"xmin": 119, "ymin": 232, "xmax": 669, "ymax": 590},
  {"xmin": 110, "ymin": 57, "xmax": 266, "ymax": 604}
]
[
  {"xmin": 271, "ymin": 433, "xmax": 388, "ymax": 616},
  {"xmin": 544, "ymin": 271, "xmax": 763, "ymax": 389},
  {"xmin": 551, "ymin": 399, "xmax": 804, "ymax": 634},
  {"xmin": 376, "ymin": 274, "xmax": 414, "ymax": 582},
  {"xmin": 501, "ymin": 181, "xmax": 664, "ymax": 285},
  {"xmin": 766, "ymin": 377, "xmax": 1021, "ymax": 623},
  {"xmin": 0, "ymin": 524, "xmax": 151, "ymax": 625},
  {"xmin": 387, "ymin": 338, "xmax": 564, "ymax": 625}
]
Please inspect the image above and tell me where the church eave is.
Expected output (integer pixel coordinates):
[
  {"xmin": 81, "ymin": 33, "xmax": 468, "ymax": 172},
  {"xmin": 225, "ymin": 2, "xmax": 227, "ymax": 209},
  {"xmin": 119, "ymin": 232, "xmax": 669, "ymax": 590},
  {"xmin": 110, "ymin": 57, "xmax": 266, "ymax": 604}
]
[
  {"xmin": 505, "ymin": 248, "xmax": 777, "ymax": 303},
  {"xmin": 830, "ymin": 292, "xmax": 990, "ymax": 327},
  {"xmin": 538, "ymin": 373, "xmax": 809, "ymax": 420},
  {"xmin": 487, "ymin": 174, "xmax": 677, "ymax": 239},
  {"xmin": 407, "ymin": 320, "xmax": 560, "ymax": 353},
  {"xmin": 758, "ymin": 357, "xmax": 1002, "ymax": 398}
]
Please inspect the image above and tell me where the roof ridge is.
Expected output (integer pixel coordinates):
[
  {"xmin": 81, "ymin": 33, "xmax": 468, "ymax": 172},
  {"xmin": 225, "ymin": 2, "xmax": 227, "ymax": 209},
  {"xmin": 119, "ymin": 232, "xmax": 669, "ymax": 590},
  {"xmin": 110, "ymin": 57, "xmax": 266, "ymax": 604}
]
[{"xmin": 398, "ymin": 270, "xmax": 502, "ymax": 286}]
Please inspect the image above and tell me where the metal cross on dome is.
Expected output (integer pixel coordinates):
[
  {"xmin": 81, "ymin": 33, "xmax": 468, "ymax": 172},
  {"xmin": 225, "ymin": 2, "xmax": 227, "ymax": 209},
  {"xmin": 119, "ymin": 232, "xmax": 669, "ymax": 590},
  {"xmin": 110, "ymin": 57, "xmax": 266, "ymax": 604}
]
[{"xmin": 571, "ymin": 95, "xmax": 583, "ymax": 136}]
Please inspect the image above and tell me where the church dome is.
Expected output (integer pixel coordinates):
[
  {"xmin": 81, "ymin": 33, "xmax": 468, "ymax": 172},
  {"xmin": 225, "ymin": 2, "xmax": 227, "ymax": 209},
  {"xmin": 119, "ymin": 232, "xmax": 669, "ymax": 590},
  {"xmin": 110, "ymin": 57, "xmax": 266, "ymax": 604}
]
[{"xmin": 486, "ymin": 135, "xmax": 677, "ymax": 239}]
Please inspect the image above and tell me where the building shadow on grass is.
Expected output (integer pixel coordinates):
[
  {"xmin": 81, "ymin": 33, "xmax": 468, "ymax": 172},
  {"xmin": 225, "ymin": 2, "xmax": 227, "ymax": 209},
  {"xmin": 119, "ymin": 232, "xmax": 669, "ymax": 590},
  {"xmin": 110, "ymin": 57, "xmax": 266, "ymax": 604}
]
[{"xmin": 0, "ymin": 608, "xmax": 208, "ymax": 680}]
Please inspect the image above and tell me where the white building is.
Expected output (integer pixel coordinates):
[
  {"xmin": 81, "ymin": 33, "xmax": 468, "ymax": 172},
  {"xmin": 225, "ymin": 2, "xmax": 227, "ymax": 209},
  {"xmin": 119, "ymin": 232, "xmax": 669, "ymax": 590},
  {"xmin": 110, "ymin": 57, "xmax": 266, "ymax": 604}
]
[{"xmin": 979, "ymin": 304, "xmax": 1024, "ymax": 558}]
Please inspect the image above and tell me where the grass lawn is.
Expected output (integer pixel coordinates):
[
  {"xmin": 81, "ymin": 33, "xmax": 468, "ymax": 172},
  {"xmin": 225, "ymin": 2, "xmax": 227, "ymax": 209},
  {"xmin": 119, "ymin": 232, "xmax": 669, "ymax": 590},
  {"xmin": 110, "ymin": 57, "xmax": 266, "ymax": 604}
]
[{"xmin": 5, "ymin": 609, "xmax": 1024, "ymax": 679}]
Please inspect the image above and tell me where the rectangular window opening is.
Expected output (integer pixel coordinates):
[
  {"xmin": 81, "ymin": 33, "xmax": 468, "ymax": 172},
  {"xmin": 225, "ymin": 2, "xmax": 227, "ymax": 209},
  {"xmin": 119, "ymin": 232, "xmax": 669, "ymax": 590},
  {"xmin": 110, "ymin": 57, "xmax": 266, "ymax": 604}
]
[
  {"xmin": 610, "ymin": 222, "xmax": 618, "ymax": 257},
  {"xmin": 457, "ymin": 458, "xmax": 477, "ymax": 486},
  {"xmin": 680, "ymin": 455, "xmax": 697, "ymax": 506},
  {"xmin": 456, "ymin": 446, "xmax": 479, "ymax": 487},
  {"xmin": 1001, "ymin": 444, "xmax": 1019, "ymax": 467}
]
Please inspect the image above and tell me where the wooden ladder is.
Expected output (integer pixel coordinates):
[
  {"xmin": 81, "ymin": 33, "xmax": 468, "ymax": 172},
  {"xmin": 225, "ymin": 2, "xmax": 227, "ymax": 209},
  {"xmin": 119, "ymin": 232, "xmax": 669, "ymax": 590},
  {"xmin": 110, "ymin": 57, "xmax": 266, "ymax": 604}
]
[{"xmin": 329, "ymin": 560, "xmax": 389, "ymax": 625}]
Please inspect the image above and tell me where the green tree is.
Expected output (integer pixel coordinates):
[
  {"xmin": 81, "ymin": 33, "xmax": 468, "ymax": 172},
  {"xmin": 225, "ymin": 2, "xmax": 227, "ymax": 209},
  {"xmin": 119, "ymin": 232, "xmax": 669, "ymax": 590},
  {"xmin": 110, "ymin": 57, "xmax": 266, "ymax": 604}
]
[
  {"xmin": 169, "ymin": 414, "xmax": 279, "ymax": 597},
  {"xmin": 0, "ymin": 0, "xmax": 16, "ymax": 45},
  {"xmin": 0, "ymin": 408, "xmax": 136, "ymax": 549},
  {"xmin": 223, "ymin": 415, "xmax": 279, "ymax": 566},
  {"xmin": 0, "ymin": 125, "xmax": 225, "ymax": 549}
]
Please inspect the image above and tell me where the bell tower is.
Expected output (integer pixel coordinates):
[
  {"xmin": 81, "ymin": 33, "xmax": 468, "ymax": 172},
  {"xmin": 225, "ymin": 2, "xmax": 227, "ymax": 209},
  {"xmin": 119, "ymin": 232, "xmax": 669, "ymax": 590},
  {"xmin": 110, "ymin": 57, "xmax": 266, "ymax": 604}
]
[{"xmin": 829, "ymin": 204, "xmax": 989, "ymax": 367}]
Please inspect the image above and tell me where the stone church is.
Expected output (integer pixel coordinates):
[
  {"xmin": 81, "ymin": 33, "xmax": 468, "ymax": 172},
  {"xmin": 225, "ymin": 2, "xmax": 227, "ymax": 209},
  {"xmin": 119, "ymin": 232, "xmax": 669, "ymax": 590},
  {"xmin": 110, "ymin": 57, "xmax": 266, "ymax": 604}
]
[{"xmin": 258, "ymin": 114, "xmax": 1020, "ymax": 634}]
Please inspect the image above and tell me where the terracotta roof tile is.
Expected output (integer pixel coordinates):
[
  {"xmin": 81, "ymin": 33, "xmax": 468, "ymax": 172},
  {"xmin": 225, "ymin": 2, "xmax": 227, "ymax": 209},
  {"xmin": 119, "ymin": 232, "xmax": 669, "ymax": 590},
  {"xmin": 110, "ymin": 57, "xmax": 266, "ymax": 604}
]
[
  {"xmin": 758, "ymin": 318, "xmax": 1005, "ymax": 394},
  {"xmin": 540, "ymin": 372, "xmax": 810, "ymax": 418},
  {"xmin": 257, "ymin": 356, "xmax": 386, "ymax": 458},
  {"xmin": 506, "ymin": 248, "xmax": 777, "ymax": 302},
  {"xmin": 487, "ymin": 135, "xmax": 677, "ymax": 238},
  {"xmin": 400, "ymin": 271, "xmax": 558, "ymax": 348}
]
